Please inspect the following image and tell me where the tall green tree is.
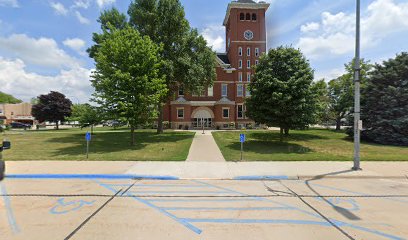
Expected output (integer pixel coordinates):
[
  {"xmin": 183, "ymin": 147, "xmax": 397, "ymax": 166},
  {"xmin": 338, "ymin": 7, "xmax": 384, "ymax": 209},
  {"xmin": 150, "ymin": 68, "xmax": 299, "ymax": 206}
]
[
  {"xmin": 128, "ymin": 0, "xmax": 216, "ymax": 133},
  {"xmin": 91, "ymin": 26, "xmax": 167, "ymax": 145},
  {"xmin": 87, "ymin": 8, "xmax": 128, "ymax": 58},
  {"xmin": 31, "ymin": 91, "xmax": 72, "ymax": 130},
  {"xmin": 359, "ymin": 53, "xmax": 408, "ymax": 146},
  {"xmin": 246, "ymin": 46, "xmax": 317, "ymax": 141},
  {"xmin": 311, "ymin": 79, "xmax": 332, "ymax": 126},
  {"xmin": 328, "ymin": 59, "xmax": 372, "ymax": 130},
  {"xmin": 0, "ymin": 92, "xmax": 22, "ymax": 104}
]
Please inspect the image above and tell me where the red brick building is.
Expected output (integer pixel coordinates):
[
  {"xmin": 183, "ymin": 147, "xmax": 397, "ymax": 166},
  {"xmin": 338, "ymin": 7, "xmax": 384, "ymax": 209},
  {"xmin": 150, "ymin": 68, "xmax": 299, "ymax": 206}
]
[{"xmin": 164, "ymin": 0, "xmax": 269, "ymax": 129}]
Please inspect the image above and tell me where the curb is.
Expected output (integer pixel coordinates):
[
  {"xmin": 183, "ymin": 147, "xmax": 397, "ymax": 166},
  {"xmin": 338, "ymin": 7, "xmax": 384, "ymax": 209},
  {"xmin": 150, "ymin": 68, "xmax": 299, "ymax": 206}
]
[{"xmin": 5, "ymin": 174, "xmax": 179, "ymax": 180}]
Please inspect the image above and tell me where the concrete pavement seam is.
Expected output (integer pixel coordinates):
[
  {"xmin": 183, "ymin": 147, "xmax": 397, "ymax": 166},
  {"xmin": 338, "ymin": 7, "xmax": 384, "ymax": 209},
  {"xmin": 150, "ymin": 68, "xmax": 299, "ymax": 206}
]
[{"xmin": 64, "ymin": 189, "xmax": 123, "ymax": 240}]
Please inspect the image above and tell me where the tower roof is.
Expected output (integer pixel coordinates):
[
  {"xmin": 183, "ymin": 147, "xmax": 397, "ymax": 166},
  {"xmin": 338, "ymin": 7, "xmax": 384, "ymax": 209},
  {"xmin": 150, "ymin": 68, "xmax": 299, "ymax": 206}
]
[{"xmin": 223, "ymin": 0, "xmax": 270, "ymax": 26}]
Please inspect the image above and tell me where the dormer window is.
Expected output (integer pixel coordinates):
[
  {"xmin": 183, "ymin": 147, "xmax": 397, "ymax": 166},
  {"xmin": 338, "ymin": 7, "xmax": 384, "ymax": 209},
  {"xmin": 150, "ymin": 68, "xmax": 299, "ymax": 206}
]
[
  {"xmin": 240, "ymin": 13, "xmax": 245, "ymax": 21},
  {"xmin": 246, "ymin": 13, "xmax": 251, "ymax": 20},
  {"xmin": 252, "ymin": 13, "xmax": 257, "ymax": 21}
]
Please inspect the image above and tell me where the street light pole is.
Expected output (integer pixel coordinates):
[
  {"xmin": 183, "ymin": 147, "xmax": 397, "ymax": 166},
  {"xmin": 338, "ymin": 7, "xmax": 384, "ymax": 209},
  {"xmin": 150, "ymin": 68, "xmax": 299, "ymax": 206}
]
[{"xmin": 353, "ymin": 0, "xmax": 362, "ymax": 171}]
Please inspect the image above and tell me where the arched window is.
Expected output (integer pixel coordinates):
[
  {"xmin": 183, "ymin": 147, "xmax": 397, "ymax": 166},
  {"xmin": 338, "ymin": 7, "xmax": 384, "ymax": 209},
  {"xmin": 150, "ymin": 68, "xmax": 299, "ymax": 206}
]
[
  {"xmin": 252, "ymin": 13, "xmax": 257, "ymax": 21},
  {"xmin": 246, "ymin": 13, "xmax": 251, "ymax": 20},
  {"xmin": 240, "ymin": 13, "xmax": 245, "ymax": 21}
]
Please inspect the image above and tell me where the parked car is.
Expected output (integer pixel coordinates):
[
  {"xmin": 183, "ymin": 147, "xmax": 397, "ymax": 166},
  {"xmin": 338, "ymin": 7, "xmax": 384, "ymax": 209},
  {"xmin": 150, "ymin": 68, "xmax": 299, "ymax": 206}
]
[
  {"xmin": 0, "ymin": 141, "xmax": 11, "ymax": 181},
  {"xmin": 102, "ymin": 120, "xmax": 125, "ymax": 128},
  {"xmin": 10, "ymin": 122, "xmax": 32, "ymax": 129}
]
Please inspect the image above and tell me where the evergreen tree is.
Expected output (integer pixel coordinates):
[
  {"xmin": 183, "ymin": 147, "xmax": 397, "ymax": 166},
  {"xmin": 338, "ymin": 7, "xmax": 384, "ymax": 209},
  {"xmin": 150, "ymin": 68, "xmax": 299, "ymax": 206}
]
[
  {"xmin": 360, "ymin": 53, "xmax": 408, "ymax": 146},
  {"xmin": 246, "ymin": 46, "xmax": 317, "ymax": 141}
]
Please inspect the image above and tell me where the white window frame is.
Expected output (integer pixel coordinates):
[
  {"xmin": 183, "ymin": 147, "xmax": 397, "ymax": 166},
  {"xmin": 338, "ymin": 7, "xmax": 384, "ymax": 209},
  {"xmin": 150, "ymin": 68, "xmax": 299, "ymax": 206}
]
[
  {"xmin": 247, "ymin": 73, "xmax": 251, "ymax": 82},
  {"xmin": 208, "ymin": 86, "xmax": 214, "ymax": 97},
  {"xmin": 222, "ymin": 107, "xmax": 230, "ymax": 119},
  {"xmin": 221, "ymin": 84, "xmax": 228, "ymax": 97},
  {"xmin": 237, "ymin": 104, "xmax": 244, "ymax": 119},
  {"xmin": 238, "ymin": 47, "xmax": 242, "ymax": 56},
  {"xmin": 238, "ymin": 72, "xmax": 243, "ymax": 82},
  {"xmin": 247, "ymin": 47, "xmax": 251, "ymax": 56},
  {"xmin": 177, "ymin": 108, "xmax": 184, "ymax": 119},
  {"xmin": 247, "ymin": 60, "xmax": 251, "ymax": 69},
  {"xmin": 237, "ymin": 84, "xmax": 243, "ymax": 97},
  {"xmin": 255, "ymin": 48, "xmax": 259, "ymax": 57},
  {"xmin": 238, "ymin": 59, "xmax": 242, "ymax": 69},
  {"xmin": 255, "ymin": 60, "xmax": 259, "ymax": 65}
]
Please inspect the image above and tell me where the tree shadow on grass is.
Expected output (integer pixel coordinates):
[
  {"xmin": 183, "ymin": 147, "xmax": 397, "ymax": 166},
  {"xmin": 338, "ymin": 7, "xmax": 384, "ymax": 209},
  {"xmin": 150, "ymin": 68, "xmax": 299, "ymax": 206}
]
[
  {"xmin": 250, "ymin": 131, "xmax": 328, "ymax": 142},
  {"xmin": 43, "ymin": 131, "xmax": 194, "ymax": 157},
  {"xmin": 226, "ymin": 140, "xmax": 312, "ymax": 155}
]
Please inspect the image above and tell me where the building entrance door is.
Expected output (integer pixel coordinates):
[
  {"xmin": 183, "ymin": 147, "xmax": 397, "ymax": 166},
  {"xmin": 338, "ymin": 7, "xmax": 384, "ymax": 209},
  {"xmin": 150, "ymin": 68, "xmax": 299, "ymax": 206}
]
[
  {"xmin": 192, "ymin": 108, "xmax": 214, "ymax": 129},
  {"xmin": 193, "ymin": 118, "xmax": 212, "ymax": 128}
]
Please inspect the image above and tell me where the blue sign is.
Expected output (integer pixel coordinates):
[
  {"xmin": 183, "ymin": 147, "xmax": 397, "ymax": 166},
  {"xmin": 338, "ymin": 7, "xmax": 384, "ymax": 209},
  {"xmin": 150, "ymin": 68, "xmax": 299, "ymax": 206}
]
[
  {"xmin": 240, "ymin": 134, "xmax": 246, "ymax": 143},
  {"xmin": 85, "ymin": 132, "xmax": 91, "ymax": 141}
]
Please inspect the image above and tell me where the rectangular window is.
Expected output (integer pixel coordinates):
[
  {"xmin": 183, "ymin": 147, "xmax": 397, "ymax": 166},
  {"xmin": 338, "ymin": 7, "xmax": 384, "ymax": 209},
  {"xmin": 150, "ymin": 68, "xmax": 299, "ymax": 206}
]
[
  {"xmin": 247, "ymin": 73, "xmax": 251, "ymax": 82},
  {"xmin": 237, "ymin": 105, "xmax": 244, "ymax": 119},
  {"xmin": 238, "ymin": 47, "xmax": 242, "ymax": 56},
  {"xmin": 255, "ymin": 48, "xmax": 259, "ymax": 57},
  {"xmin": 247, "ymin": 60, "xmax": 251, "ymax": 69},
  {"xmin": 222, "ymin": 84, "xmax": 228, "ymax": 97},
  {"xmin": 239, "ymin": 60, "xmax": 242, "ymax": 69},
  {"xmin": 222, "ymin": 108, "xmax": 230, "ymax": 118},
  {"xmin": 208, "ymin": 86, "xmax": 214, "ymax": 97},
  {"xmin": 177, "ymin": 108, "xmax": 184, "ymax": 119},
  {"xmin": 255, "ymin": 60, "xmax": 259, "ymax": 65},
  {"xmin": 178, "ymin": 86, "xmax": 184, "ymax": 96},
  {"xmin": 238, "ymin": 72, "xmax": 243, "ymax": 82},
  {"xmin": 237, "ymin": 84, "xmax": 243, "ymax": 97},
  {"xmin": 247, "ymin": 47, "xmax": 251, "ymax": 56}
]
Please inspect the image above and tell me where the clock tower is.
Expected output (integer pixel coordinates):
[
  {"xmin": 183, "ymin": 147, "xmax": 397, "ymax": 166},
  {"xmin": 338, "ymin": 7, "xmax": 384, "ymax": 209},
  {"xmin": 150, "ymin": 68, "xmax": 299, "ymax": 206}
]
[{"xmin": 223, "ymin": 0, "xmax": 269, "ymax": 71}]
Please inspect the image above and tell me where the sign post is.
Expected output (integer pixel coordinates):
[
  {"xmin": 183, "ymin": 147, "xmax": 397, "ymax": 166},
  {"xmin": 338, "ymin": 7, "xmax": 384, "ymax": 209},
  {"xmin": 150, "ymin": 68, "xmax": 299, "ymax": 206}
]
[
  {"xmin": 240, "ymin": 134, "xmax": 246, "ymax": 161},
  {"xmin": 85, "ymin": 132, "xmax": 91, "ymax": 159}
]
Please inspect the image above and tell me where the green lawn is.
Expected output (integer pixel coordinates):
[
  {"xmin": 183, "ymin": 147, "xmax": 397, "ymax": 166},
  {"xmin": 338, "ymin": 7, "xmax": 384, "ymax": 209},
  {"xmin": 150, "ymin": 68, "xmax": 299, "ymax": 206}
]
[
  {"xmin": 212, "ymin": 129, "xmax": 408, "ymax": 161},
  {"xmin": 1, "ymin": 128, "xmax": 195, "ymax": 161}
]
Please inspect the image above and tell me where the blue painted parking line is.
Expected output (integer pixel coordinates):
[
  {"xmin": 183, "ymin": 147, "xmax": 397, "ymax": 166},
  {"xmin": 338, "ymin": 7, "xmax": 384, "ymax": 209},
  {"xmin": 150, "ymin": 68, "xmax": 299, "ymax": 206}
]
[
  {"xmin": 6, "ymin": 174, "xmax": 179, "ymax": 180},
  {"xmin": 234, "ymin": 175, "xmax": 289, "ymax": 180},
  {"xmin": 0, "ymin": 183, "xmax": 20, "ymax": 234},
  {"xmin": 163, "ymin": 207, "xmax": 290, "ymax": 211},
  {"xmin": 93, "ymin": 179, "xmax": 405, "ymax": 239},
  {"xmin": 108, "ymin": 184, "xmax": 208, "ymax": 188},
  {"xmin": 126, "ymin": 190, "xmax": 231, "ymax": 194}
]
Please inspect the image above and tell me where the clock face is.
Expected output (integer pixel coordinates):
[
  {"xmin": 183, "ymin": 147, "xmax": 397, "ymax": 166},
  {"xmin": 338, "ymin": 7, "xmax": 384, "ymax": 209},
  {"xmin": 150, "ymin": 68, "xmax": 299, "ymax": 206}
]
[{"xmin": 244, "ymin": 30, "xmax": 254, "ymax": 40}]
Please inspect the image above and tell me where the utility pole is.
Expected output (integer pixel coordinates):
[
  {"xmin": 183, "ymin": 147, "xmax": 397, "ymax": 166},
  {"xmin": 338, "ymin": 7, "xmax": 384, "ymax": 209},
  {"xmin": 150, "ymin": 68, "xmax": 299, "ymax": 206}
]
[{"xmin": 353, "ymin": 0, "xmax": 362, "ymax": 171}]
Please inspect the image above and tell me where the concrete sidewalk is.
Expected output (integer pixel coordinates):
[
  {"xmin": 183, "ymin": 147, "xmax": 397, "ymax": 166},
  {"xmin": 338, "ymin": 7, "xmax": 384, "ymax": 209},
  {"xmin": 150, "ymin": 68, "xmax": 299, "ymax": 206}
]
[
  {"xmin": 186, "ymin": 131, "xmax": 225, "ymax": 162},
  {"xmin": 4, "ymin": 161, "xmax": 408, "ymax": 180}
]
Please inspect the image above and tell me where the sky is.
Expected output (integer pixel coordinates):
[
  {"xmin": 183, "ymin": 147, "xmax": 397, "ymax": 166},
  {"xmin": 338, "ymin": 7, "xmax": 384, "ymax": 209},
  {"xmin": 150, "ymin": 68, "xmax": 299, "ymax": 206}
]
[{"xmin": 0, "ymin": 0, "xmax": 407, "ymax": 103}]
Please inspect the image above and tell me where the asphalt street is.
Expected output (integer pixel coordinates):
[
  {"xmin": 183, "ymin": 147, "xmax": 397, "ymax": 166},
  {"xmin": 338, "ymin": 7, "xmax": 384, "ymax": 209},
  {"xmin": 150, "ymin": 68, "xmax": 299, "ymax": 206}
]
[{"xmin": 1, "ymin": 177, "xmax": 408, "ymax": 240}]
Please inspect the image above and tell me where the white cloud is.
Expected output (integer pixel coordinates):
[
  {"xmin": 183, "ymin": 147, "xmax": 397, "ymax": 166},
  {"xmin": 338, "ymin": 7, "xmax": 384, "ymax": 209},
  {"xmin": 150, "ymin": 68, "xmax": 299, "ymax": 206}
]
[
  {"xmin": 50, "ymin": 2, "xmax": 68, "ymax": 16},
  {"xmin": 315, "ymin": 67, "xmax": 345, "ymax": 81},
  {"xmin": 0, "ymin": 57, "xmax": 93, "ymax": 103},
  {"xmin": 0, "ymin": 0, "xmax": 18, "ymax": 7},
  {"xmin": 96, "ymin": 0, "xmax": 115, "ymax": 8},
  {"xmin": 0, "ymin": 34, "xmax": 80, "ymax": 69},
  {"xmin": 72, "ymin": 0, "xmax": 91, "ymax": 9},
  {"xmin": 300, "ymin": 22, "xmax": 320, "ymax": 33},
  {"xmin": 75, "ymin": 11, "xmax": 90, "ymax": 24},
  {"xmin": 297, "ymin": 0, "xmax": 408, "ymax": 59},
  {"xmin": 63, "ymin": 38, "xmax": 86, "ymax": 56},
  {"xmin": 201, "ymin": 25, "xmax": 225, "ymax": 53}
]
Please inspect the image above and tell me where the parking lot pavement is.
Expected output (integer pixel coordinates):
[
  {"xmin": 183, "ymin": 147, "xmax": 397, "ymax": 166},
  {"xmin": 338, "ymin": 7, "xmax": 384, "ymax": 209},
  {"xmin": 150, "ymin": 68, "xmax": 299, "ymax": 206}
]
[{"xmin": 1, "ymin": 178, "xmax": 408, "ymax": 240}]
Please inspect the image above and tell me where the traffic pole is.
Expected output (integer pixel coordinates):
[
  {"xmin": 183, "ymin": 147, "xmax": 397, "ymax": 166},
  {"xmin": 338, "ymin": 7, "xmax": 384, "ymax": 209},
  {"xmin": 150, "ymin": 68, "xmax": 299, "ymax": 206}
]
[{"xmin": 353, "ymin": 0, "xmax": 362, "ymax": 171}]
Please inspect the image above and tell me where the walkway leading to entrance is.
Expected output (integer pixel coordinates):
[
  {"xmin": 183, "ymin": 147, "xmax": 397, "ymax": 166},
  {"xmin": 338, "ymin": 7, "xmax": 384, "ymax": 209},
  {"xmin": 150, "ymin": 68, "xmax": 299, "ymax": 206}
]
[{"xmin": 186, "ymin": 130, "xmax": 226, "ymax": 162}]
